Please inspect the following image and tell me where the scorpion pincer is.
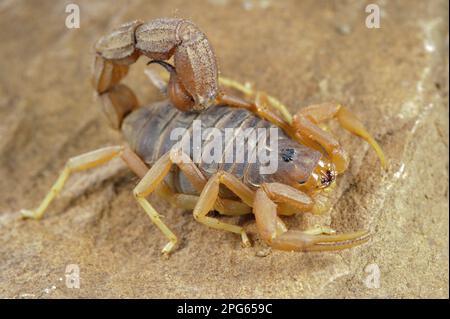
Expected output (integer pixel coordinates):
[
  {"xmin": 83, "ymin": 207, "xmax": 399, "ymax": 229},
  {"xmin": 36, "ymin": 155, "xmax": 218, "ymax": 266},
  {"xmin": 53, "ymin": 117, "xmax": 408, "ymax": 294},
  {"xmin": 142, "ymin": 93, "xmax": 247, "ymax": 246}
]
[{"xmin": 21, "ymin": 19, "xmax": 387, "ymax": 256}]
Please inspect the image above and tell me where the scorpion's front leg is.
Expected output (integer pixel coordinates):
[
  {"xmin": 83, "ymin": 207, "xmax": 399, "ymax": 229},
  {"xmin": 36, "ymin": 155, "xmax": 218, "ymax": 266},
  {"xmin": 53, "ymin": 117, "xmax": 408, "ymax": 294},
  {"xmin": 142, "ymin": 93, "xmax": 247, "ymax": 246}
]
[
  {"xmin": 292, "ymin": 103, "xmax": 386, "ymax": 173},
  {"xmin": 192, "ymin": 171, "xmax": 255, "ymax": 247},
  {"xmin": 253, "ymin": 183, "xmax": 370, "ymax": 252}
]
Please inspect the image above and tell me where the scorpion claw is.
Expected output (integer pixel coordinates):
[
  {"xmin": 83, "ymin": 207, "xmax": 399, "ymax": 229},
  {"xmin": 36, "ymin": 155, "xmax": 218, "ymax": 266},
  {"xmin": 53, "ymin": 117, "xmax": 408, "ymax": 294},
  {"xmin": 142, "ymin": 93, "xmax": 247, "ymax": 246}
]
[{"xmin": 271, "ymin": 230, "xmax": 370, "ymax": 252}]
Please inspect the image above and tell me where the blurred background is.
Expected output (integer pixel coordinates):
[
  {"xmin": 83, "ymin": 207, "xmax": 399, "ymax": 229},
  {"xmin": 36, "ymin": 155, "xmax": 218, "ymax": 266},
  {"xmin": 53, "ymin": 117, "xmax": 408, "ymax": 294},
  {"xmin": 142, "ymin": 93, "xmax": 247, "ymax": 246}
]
[{"xmin": 0, "ymin": 0, "xmax": 448, "ymax": 298}]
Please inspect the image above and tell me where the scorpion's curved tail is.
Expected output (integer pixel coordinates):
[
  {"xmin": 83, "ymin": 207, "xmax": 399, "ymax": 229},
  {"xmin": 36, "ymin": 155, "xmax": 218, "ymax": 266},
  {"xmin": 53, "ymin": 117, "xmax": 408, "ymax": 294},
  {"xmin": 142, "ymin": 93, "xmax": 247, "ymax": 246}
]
[{"xmin": 92, "ymin": 18, "xmax": 219, "ymax": 129}]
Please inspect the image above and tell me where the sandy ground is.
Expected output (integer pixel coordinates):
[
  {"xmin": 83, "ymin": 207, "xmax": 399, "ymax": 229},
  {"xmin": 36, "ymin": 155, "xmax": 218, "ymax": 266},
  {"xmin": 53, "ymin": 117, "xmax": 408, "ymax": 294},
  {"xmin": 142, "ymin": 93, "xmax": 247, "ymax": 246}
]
[{"xmin": 0, "ymin": 0, "xmax": 448, "ymax": 298}]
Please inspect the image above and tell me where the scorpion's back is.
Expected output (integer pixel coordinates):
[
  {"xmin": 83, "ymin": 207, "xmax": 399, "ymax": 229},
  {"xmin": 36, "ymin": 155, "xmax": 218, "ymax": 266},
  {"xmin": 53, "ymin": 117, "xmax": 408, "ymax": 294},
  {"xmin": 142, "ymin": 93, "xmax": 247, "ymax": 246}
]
[{"xmin": 121, "ymin": 100, "xmax": 321, "ymax": 193}]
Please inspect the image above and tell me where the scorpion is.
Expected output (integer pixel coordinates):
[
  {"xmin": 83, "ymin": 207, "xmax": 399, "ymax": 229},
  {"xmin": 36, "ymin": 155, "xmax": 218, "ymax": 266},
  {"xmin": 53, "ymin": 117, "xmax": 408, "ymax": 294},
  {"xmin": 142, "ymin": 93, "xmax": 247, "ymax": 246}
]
[{"xmin": 21, "ymin": 18, "xmax": 386, "ymax": 255}]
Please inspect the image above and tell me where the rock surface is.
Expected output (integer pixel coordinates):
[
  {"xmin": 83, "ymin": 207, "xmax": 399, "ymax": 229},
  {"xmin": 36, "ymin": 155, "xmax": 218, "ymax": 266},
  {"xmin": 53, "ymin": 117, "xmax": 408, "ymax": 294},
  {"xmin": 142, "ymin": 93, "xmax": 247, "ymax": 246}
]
[{"xmin": 0, "ymin": 0, "xmax": 448, "ymax": 298}]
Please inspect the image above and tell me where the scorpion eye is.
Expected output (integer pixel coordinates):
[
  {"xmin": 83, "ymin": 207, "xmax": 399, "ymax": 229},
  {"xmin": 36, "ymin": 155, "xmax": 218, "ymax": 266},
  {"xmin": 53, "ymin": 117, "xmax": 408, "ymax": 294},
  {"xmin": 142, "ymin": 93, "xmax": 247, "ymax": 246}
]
[
  {"xmin": 281, "ymin": 148, "xmax": 295, "ymax": 162},
  {"xmin": 320, "ymin": 170, "xmax": 335, "ymax": 187}
]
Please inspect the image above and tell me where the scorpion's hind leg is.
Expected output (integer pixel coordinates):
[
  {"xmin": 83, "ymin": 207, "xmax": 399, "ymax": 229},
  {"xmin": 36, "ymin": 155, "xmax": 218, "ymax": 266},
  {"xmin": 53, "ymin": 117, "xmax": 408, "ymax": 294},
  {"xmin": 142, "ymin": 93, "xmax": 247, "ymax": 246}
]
[
  {"xmin": 293, "ymin": 103, "xmax": 386, "ymax": 172},
  {"xmin": 253, "ymin": 183, "xmax": 370, "ymax": 252},
  {"xmin": 192, "ymin": 171, "xmax": 255, "ymax": 247},
  {"xmin": 20, "ymin": 145, "xmax": 145, "ymax": 220}
]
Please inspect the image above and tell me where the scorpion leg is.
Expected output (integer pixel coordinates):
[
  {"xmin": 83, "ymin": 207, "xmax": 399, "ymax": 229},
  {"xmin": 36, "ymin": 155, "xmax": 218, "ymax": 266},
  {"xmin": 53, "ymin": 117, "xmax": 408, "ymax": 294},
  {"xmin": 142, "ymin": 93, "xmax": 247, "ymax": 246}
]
[
  {"xmin": 293, "ymin": 103, "xmax": 386, "ymax": 172},
  {"xmin": 144, "ymin": 69, "xmax": 293, "ymax": 129},
  {"xmin": 169, "ymin": 150, "xmax": 251, "ymax": 216},
  {"xmin": 123, "ymin": 147, "xmax": 251, "ymax": 216},
  {"xmin": 156, "ymin": 181, "xmax": 251, "ymax": 216},
  {"xmin": 293, "ymin": 114, "xmax": 350, "ymax": 173},
  {"xmin": 253, "ymin": 183, "xmax": 370, "ymax": 252},
  {"xmin": 21, "ymin": 145, "xmax": 138, "ymax": 220},
  {"xmin": 218, "ymin": 76, "xmax": 293, "ymax": 124},
  {"xmin": 216, "ymin": 200, "xmax": 252, "ymax": 216},
  {"xmin": 133, "ymin": 152, "xmax": 179, "ymax": 255},
  {"xmin": 134, "ymin": 149, "xmax": 252, "ymax": 254},
  {"xmin": 217, "ymin": 93, "xmax": 292, "ymax": 134},
  {"xmin": 193, "ymin": 171, "xmax": 254, "ymax": 247}
]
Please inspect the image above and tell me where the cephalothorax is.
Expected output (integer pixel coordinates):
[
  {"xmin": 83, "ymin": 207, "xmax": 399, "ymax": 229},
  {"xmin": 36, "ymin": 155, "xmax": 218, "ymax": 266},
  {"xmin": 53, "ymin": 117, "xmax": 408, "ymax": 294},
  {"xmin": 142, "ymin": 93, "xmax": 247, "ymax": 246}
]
[{"xmin": 22, "ymin": 19, "xmax": 386, "ymax": 255}]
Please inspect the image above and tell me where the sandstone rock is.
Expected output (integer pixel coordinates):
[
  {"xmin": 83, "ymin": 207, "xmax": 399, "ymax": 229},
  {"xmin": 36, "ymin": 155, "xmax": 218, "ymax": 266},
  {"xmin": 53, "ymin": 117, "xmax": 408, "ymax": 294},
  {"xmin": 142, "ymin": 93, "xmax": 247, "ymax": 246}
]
[{"xmin": 0, "ymin": 0, "xmax": 447, "ymax": 298}]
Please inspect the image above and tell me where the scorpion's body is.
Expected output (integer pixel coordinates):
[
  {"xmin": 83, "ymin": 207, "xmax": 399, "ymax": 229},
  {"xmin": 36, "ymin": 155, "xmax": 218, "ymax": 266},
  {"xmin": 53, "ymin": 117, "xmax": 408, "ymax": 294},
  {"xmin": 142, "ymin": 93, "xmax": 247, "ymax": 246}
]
[
  {"xmin": 22, "ymin": 18, "xmax": 386, "ymax": 255},
  {"xmin": 122, "ymin": 101, "xmax": 321, "ymax": 196}
]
